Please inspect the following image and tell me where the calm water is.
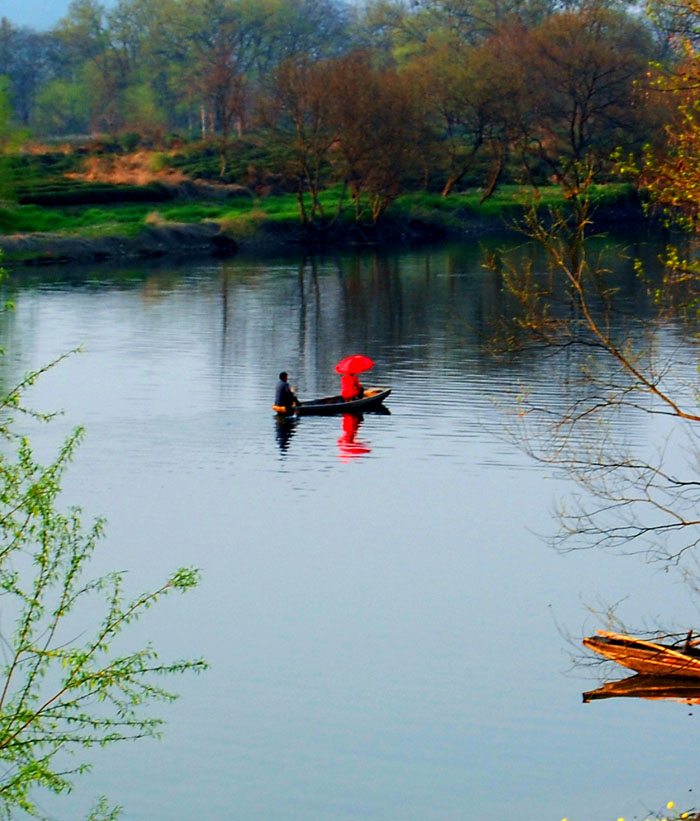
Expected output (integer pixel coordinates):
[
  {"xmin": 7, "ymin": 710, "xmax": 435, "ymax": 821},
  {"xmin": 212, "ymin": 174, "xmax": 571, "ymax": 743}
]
[{"xmin": 2, "ymin": 237, "xmax": 699, "ymax": 821}]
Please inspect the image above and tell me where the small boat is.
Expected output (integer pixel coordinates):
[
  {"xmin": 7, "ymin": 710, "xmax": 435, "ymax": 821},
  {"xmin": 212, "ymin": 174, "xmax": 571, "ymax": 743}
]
[
  {"xmin": 583, "ymin": 630, "xmax": 700, "ymax": 677},
  {"xmin": 583, "ymin": 673, "xmax": 700, "ymax": 704},
  {"xmin": 273, "ymin": 387, "xmax": 391, "ymax": 416}
]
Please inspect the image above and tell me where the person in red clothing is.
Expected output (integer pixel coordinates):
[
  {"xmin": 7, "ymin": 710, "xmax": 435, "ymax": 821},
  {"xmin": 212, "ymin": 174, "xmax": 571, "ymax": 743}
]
[{"xmin": 340, "ymin": 372, "xmax": 364, "ymax": 401}]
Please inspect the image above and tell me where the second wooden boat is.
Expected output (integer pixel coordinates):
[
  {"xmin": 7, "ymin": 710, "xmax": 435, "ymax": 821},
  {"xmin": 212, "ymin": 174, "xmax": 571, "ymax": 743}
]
[{"xmin": 583, "ymin": 630, "xmax": 700, "ymax": 677}]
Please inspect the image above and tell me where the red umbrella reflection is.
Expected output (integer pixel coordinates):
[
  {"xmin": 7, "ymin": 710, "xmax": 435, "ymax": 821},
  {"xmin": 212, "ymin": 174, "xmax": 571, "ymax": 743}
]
[
  {"xmin": 335, "ymin": 354, "xmax": 374, "ymax": 374},
  {"xmin": 337, "ymin": 414, "xmax": 371, "ymax": 462}
]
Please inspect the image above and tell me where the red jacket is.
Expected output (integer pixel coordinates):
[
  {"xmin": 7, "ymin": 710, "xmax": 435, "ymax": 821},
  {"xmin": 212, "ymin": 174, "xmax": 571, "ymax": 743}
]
[{"xmin": 340, "ymin": 373, "xmax": 362, "ymax": 400}]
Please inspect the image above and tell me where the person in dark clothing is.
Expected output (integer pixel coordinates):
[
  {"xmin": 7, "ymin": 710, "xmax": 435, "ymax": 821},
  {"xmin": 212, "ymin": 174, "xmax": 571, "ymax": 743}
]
[{"xmin": 275, "ymin": 371, "xmax": 299, "ymax": 412}]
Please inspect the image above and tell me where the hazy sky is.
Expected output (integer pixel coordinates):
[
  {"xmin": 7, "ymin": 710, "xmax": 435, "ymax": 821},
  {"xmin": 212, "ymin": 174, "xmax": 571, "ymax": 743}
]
[{"xmin": 3, "ymin": 0, "xmax": 115, "ymax": 31}]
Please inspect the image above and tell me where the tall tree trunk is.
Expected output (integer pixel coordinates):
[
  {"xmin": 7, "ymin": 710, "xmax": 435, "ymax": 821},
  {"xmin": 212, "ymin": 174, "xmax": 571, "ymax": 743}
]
[
  {"xmin": 479, "ymin": 148, "xmax": 506, "ymax": 203},
  {"xmin": 441, "ymin": 139, "xmax": 483, "ymax": 197},
  {"xmin": 520, "ymin": 153, "xmax": 540, "ymax": 195},
  {"xmin": 441, "ymin": 172, "xmax": 463, "ymax": 198},
  {"xmin": 297, "ymin": 178, "xmax": 309, "ymax": 227}
]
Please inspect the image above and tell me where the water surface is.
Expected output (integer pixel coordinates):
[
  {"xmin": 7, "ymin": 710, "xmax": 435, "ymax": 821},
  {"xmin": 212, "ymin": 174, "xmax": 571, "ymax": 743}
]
[{"xmin": 2, "ymin": 238, "xmax": 698, "ymax": 821}]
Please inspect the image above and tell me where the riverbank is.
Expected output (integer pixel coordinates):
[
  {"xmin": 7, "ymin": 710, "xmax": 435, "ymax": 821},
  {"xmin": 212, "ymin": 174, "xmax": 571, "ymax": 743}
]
[
  {"xmin": 0, "ymin": 221, "xmax": 239, "ymax": 265},
  {"xmin": 0, "ymin": 183, "xmax": 646, "ymax": 266}
]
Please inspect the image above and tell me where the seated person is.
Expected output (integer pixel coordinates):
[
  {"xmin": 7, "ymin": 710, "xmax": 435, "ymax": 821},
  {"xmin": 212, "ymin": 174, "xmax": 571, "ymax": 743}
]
[
  {"xmin": 275, "ymin": 371, "xmax": 299, "ymax": 411},
  {"xmin": 340, "ymin": 372, "xmax": 364, "ymax": 401}
]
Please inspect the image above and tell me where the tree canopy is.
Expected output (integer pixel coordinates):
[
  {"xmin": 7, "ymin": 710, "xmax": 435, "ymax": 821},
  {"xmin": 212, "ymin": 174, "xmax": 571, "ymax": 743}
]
[{"xmin": 0, "ymin": 0, "xmax": 684, "ymax": 202}]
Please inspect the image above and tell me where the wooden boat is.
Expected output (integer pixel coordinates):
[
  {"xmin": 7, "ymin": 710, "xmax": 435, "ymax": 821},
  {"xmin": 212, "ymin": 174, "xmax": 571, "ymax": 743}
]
[
  {"xmin": 583, "ymin": 674, "xmax": 700, "ymax": 704},
  {"xmin": 583, "ymin": 630, "xmax": 700, "ymax": 677},
  {"xmin": 273, "ymin": 387, "xmax": 391, "ymax": 416}
]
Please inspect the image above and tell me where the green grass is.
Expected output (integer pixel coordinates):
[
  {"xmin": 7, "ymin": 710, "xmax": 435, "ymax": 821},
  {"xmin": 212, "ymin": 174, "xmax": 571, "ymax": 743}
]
[
  {"xmin": 0, "ymin": 183, "xmax": 639, "ymax": 241},
  {"xmin": 0, "ymin": 199, "xmax": 256, "ymax": 236}
]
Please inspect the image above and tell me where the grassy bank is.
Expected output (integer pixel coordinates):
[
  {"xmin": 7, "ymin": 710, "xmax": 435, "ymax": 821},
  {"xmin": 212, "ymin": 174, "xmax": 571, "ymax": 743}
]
[{"xmin": 0, "ymin": 181, "xmax": 643, "ymax": 264}]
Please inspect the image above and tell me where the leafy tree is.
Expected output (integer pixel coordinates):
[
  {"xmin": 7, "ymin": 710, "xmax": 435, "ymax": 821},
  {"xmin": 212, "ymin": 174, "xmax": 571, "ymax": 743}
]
[
  {"xmin": 327, "ymin": 51, "xmax": 423, "ymax": 221},
  {"xmin": 0, "ymin": 20, "xmax": 53, "ymax": 128},
  {"xmin": 122, "ymin": 81, "xmax": 167, "ymax": 139},
  {"xmin": 361, "ymin": 0, "xmax": 557, "ymax": 61},
  {"xmin": 261, "ymin": 55, "xmax": 337, "ymax": 226},
  {"xmin": 256, "ymin": 0, "xmax": 354, "ymax": 64},
  {"xmin": 516, "ymin": 4, "xmax": 653, "ymax": 190},
  {"xmin": 0, "ymin": 342, "xmax": 207, "ymax": 817},
  {"xmin": 405, "ymin": 35, "xmax": 488, "ymax": 196},
  {"xmin": 51, "ymin": 0, "xmax": 131, "ymax": 133},
  {"xmin": 617, "ymin": 0, "xmax": 700, "ymax": 317},
  {"xmin": 31, "ymin": 76, "xmax": 91, "ymax": 136},
  {"xmin": 0, "ymin": 78, "xmax": 30, "ymax": 202},
  {"xmin": 409, "ymin": 28, "xmax": 527, "ymax": 197}
]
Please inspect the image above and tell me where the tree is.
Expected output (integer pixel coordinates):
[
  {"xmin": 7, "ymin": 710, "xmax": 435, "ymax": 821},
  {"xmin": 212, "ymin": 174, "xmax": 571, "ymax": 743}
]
[
  {"xmin": 327, "ymin": 51, "xmax": 423, "ymax": 222},
  {"xmin": 417, "ymin": 26, "xmax": 529, "ymax": 198},
  {"xmin": 360, "ymin": 0, "xmax": 557, "ymax": 59},
  {"xmin": 51, "ymin": 0, "xmax": 131, "ymax": 133},
  {"xmin": 0, "ymin": 78, "xmax": 30, "ymax": 202},
  {"xmin": 405, "ymin": 35, "xmax": 488, "ymax": 197},
  {"xmin": 484, "ymin": 155, "xmax": 700, "ymax": 568},
  {"xmin": 0, "ymin": 344, "xmax": 207, "ymax": 817},
  {"xmin": 0, "ymin": 20, "xmax": 53, "ymax": 128},
  {"xmin": 32, "ymin": 76, "xmax": 92, "ymax": 136},
  {"xmin": 257, "ymin": 0, "xmax": 354, "ymax": 64},
  {"xmin": 261, "ymin": 55, "xmax": 337, "ymax": 226},
  {"xmin": 513, "ymin": 3, "xmax": 654, "ymax": 192}
]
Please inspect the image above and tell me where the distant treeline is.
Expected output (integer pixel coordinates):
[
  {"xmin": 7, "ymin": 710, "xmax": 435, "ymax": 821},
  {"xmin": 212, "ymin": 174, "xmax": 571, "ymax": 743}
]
[{"xmin": 0, "ymin": 0, "xmax": 691, "ymax": 215}]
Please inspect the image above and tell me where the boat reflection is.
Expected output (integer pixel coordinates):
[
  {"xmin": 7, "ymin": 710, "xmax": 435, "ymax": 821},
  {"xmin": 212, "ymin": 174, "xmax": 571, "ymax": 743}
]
[
  {"xmin": 274, "ymin": 414, "xmax": 298, "ymax": 453},
  {"xmin": 583, "ymin": 674, "xmax": 700, "ymax": 704},
  {"xmin": 337, "ymin": 413, "xmax": 371, "ymax": 461}
]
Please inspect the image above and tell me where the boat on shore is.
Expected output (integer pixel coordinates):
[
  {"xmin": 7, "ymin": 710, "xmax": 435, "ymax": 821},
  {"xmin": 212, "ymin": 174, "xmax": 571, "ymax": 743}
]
[
  {"xmin": 583, "ymin": 630, "xmax": 700, "ymax": 677},
  {"xmin": 273, "ymin": 387, "xmax": 391, "ymax": 416}
]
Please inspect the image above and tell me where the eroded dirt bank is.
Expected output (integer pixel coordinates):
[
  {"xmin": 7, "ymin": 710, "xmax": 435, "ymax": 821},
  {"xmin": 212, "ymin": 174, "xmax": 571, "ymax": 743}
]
[{"xmin": 0, "ymin": 222, "xmax": 238, "ymax": 265}]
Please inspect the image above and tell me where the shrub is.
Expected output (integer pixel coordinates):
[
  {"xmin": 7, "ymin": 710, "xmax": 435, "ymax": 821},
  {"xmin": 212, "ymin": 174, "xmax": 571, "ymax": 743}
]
[{"xmin": 119, "ymin": 132, "xmax": 141, "ymax": 152}]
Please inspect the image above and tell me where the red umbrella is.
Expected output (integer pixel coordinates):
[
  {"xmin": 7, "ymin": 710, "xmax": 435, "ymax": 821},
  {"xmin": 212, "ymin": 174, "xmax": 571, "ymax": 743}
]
[{"xmin": 335, "ymin": 354, "xmax": 374, "ymax": 374}]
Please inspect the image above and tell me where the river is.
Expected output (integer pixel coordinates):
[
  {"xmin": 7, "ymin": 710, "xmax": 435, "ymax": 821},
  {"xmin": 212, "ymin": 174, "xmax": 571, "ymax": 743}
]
[{"xmin": 1, "ymin": 235, "xmax": 698, "ymax": 821}]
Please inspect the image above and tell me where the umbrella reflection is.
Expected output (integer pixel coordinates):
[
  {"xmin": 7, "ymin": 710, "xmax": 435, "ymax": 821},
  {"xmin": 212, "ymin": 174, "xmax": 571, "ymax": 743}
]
[
  {"xmin": 337, "ymin": 414, "xmax": 371, "ymax": 461},
  {"xmin": 583, "ymin": 674, "xmax": 700, "ymax": 704},
  {"xmin": 274, "ymin": 415, "xmax": 297, "ymax": 453}
]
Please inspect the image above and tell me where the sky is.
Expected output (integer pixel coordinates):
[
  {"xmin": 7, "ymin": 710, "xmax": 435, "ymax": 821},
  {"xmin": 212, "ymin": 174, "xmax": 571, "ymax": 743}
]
[{"xmin": 2, "ymin": 0, "xmax": 114, "ymax": 31}]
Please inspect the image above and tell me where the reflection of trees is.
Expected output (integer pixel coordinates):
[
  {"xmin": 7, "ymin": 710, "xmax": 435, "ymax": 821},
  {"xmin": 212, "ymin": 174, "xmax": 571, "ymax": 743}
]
[{"xmin": 205, "ymin": 237, "xmax": 661, "ymax": 405}]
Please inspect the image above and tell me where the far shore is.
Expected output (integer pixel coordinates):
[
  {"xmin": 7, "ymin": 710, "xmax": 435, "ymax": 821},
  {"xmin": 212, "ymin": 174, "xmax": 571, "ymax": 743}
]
[{"xmin": 0, "ymin": 185, "xmax": 648, "ymax": 267}]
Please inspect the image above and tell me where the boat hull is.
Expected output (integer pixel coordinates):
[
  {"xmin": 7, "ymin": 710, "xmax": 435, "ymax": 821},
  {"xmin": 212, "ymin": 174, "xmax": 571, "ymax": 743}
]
[
  {"xmin": 583, "ymin": 630, "xmax": 700, "ymax": 677},
  {"xmin": 280, "ymin": 387, "xmax": 392, "ymax": 416}
]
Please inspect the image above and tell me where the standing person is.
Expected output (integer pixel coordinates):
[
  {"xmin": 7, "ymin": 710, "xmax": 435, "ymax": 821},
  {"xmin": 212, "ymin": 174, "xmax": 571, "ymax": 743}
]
[
  {"xmin": 340, "ymin": 372, "xmax": 363, "ymax": 401},
  {"xmin": 275, "ymin": 371, "xmax": 299, "ymax": 413}
]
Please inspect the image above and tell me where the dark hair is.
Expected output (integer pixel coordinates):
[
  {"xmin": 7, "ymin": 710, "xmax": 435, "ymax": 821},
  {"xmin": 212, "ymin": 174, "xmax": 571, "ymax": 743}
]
[{"xmin": 279, "ymin": 371, "xmax": 288, "ymax": 380}]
